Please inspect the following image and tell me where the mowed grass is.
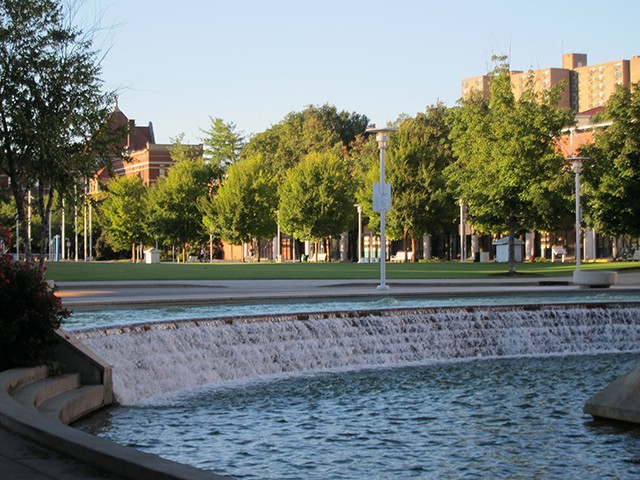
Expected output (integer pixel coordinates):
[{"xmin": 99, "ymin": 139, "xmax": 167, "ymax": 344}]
[{"xmin": 42, "ymin": 259, "xmax": 640, "ymax": 282}]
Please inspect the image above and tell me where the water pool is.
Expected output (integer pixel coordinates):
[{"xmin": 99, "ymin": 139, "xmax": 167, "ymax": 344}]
[
  {"xmin": 72, "ymin": 293, "xmax": 640, "ymax": 478},
  {"xmin": 79, "ymin": 353, "xmax": 640, "ymax": 479}
]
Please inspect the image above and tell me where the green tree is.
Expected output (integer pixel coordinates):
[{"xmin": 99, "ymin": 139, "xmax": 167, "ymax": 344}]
[
  {"xmin": 0, "ymin": 0, "xmax": 122, "ymax": 265},
  {"xmin": 99, "ymin": 175, "xmax": 148, "ymax": 262},
  {"xmin": 146, "ymin": 136, "xmax": 212, "ymax": 261},
  {"xmin": 208, "ymin": 154, "xmax": 277, "ymax": 260},
  {"xmin": 448, "ymin": 58, "xmax": 573, "ymax": 274},
  {"xmin": 385, "ymin": 105, "xmax": 458, "ymax": 260},
  {"xmin": 243, "ymin": 104, "xmax": 369, "ymax": 176},
  {"xmin": 352, "ymin": 133, "xmax": 380, "ymax": 232},
  {"xmin": 200, "ymin": 116, "xmax": 245, "ymax": 174},
  {"xmin": 278, "ymin": 152, "xmax": 355, "ymax": 261},
  {"xmin": 581, "ymin": 83, "xmax": 640, "ymax": 237}
]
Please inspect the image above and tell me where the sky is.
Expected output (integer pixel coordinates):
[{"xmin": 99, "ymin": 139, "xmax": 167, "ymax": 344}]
[{"xmin": 78, "ymin": 0, "xmax": 640, "ymax": 145}]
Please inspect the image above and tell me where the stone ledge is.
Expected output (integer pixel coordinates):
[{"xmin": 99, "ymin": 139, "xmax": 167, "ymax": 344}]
[
  {"xmin": 573, "ymin": 270, "xmax": 618, "ymax": 288},
  {"xmin": 585, "ymin": 363, "xmax": 640, "ymax": 424},
  {"xmin": 0, "ymin": 368, "xmax": 231, "ymax": 480}
]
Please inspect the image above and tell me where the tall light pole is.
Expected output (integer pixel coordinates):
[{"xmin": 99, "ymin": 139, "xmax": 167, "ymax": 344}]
[
  {"xmin": 355, "ymin": 204, "xmax": 362, "ymax": 262},
  {"xmin": 459, "ymin": 198, "xmax": 466, "ymax": 262},
  {"xmin": 275, "ymin": 210, "xmax": 281, "ymax": 262},
  {"xmin": 366, "ymin": 125, "xmax": 397, "ymax": 290},
  {"xmin": 569, "ymin": 156, "xmax": 584, "ymax": 272}
]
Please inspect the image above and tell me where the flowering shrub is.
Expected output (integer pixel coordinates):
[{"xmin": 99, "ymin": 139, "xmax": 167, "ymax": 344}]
[{"xmin": 0, "ymin": 255, "xmax": 69, "ymax": 371}]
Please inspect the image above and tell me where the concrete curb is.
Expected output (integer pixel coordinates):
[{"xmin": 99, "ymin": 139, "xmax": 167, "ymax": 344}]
[
  {"xmin": 0, "ymin": 368, "xmax": 231, "ymax": 480},
  {"xmin": 584, "ymin": 363, "xmax": 640, "ymax": 423}
]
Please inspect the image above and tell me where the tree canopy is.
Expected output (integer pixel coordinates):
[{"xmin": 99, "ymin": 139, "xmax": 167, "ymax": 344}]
[
  {"xmin": 243, "ymin": 104, "xmax": 369, "ymax": 176},
  {"xmin": 581, "ymin": 83, "xmax": 640, "ymax": 237},
  {"xmin": 99, "ymin": 175, "xmax": 148, "ymax": 262},
  {"xmin": 448, "ymin": 58, "xmax": 573, "ymax": 273},
  {"xmin": 200, "ymin": 116, "xmax": 245, "ymax": 174},
  {"xmin": 278, "ymin": 152, "xmax": 355, "ymax": 260},
  {"xmin": 145, "ymin": 137, "xmax": 213, "ymax": 260},
  {"xmin": 208, "ymin": 154, "xmax": 278, "ymax": 257},
  {"xmin": 385, "ymin": 104, "xmax": 458, "ymax": 258},
  {"xmin": 0, "ymin": 0, "xmax": 120, "ymax": 264}
]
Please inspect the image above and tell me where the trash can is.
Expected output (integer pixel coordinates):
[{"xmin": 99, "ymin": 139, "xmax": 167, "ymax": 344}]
[{"xmin": 144, "ymin": 247, "xmax": 161, "ymax": 264}]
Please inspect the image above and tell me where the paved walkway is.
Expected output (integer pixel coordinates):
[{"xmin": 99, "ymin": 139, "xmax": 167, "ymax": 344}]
[
  {"xmin": 0, "ymin": 427, "xmax": 121, "ymax": 479},
  {"xmin": 3, "ymin": 271, "xmax": 640, "ymax": 479},
  {"xmin": 55, "ymin": 272, "xmax": 640, "ymax": 311}
]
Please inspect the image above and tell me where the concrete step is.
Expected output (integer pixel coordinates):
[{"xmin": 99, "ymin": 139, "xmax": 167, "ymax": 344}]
[
  {"xmin": 2, "ymin": 366, "xmax": 49, "ymax": 395},
  {"xmin": 39, "ymin": 384, "xmax": 106, "ymax": 425},
  {"xmin": 9, "ymin": 371, "xmax": 106, "ymax": 425},
  {"xmin": 11, "ymin": 374, "xmax": 81, "ymax": 409}
]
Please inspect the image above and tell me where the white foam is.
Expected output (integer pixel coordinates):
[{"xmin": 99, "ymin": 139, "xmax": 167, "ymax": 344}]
[{"xmin": 74, "ymin": 304, "xmax": 640, "ymax": 405}]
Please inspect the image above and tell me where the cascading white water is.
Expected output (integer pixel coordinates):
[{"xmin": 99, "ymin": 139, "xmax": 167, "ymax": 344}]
[{"xmin": 74, "ymin": 303, "xmax": 640, "ymax": 405}]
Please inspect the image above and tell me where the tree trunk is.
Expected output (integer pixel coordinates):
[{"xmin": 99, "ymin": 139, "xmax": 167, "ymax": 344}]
[
  {"xmin": 402, "ymin": 228, "xmax": 408, "ymax": 262},
  {"xmin": 12, "ymin": 184, "xmax": 30, "ymax": 262},
  {"xmin": 411, "ymin": 237, "xmax": 418, "ymax": 262},
  {"xmin": 326, "ymin": 237, "xmax": 331, "ymax": 262},
  {"xmin": 508, "ymin": 215, "xmax": 516, "ymax": 275},
  {"xmin": 131, "ymin": 242, "xmax": 137, "ymax": 263},
  {"xmin": 37, "ymin": 185, "xmax": 55, "ymax": 269}
]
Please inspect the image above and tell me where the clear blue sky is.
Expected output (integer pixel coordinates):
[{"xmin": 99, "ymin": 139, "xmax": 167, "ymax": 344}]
[{"xmin": 79, "ymin": 0, "xmax": 639, "ymax": 144}]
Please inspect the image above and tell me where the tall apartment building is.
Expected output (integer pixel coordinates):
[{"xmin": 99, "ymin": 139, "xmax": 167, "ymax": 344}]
[
  {"xmin": 511, "ymin": 67, "xmax": 572, "ymax": 109},
  {"xmin": 461, "ymin": 53, "xmax": 640, "ymax": 113}
]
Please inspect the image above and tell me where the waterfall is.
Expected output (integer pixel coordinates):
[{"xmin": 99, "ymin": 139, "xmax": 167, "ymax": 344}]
[{"xmin": 74, "ymin": 303, "xmax": 640, "ymax": 405}]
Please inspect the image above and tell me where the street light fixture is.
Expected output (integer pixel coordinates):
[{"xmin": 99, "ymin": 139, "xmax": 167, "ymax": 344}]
[
  {"xmin": 569, "ymin": 156, "xmax": 584, "ymax": 272},
  {"xmin": 366, "ymin": 125, "xmax": 397, "ymax": 290}
]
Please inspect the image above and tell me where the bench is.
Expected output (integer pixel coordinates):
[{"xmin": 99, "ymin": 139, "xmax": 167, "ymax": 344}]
[
  {"xmin": 391, "ymin": 251, "xmax": 413, "ymax": 262},
  {"xmin": 311, "ymin": 253, "xmax": 327, "ymax": 262},
  {"xmin": 551, "ymin": 245, "xmax": 567, "ymax": 263}
]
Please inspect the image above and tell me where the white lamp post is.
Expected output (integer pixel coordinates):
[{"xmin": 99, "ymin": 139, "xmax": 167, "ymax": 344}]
[
  {"xmin": 569, "ymin": 154, "xmax": 617, "ymax": 288},
  {"xmin": 355, "ymin": 203, "xmax": 363, "ymax": 262},
  {"xmin": 569, "ymin": 156, "xmax": 584, "ymax": 272},
  {"xmin": 366, "ymin": 125, "xmax": 397, "ymax": 290},
  {"xmin": 275, "ymin": 210, "xmax": 281, "ymax": 262},
  {"xmin": 459, "ymin": 198, "xmax": 466, "ymax": 262}
]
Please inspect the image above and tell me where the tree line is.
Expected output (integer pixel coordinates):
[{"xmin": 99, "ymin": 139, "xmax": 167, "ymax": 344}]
[
  {"xmin": 1, "ymin": 2, "xmax": 639, "ymax": 271},
  {"xmin": 96, "ymin": 65, "xmax": 640, "ymax": 271}
]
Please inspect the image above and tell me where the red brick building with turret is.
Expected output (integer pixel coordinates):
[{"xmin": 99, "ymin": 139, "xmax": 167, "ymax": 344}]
[{"xmin": 94, "ymin": 105, "xmax": 202, "ymax": 189}]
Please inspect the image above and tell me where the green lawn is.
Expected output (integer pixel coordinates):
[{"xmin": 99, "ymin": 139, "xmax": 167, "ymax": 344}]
[{"xmin": 42, "ymin": 259, "xmax": 640, "ymax": 282}]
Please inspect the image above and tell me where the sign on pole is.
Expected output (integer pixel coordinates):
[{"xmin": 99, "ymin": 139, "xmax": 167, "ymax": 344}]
[{"xmin": 373, "ymin": 182, "xmax": 391, "ymax": 212}]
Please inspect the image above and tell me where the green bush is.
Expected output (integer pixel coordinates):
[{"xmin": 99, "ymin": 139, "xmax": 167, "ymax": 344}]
[{"xmin": 0, "ymin": 256, "xmax": 69, "ymax": 371}]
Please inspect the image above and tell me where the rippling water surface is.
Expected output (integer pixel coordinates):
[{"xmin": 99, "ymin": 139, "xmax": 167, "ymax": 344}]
[
  {"xmin": 80, "ymin": 353, "xmax": 640, "ymax": 479},
  {"xmin": 66, "ymin": 290, "xmax": 640, "ymax": 330}
]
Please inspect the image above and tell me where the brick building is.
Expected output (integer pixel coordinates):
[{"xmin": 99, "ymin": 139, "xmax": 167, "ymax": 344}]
[
  {"xmin": 94, "ymin": 105, "xmax": 202, "ymax": 188},
  {"xmin": 461, "ymin": 52, "xmax": 640, "ymax": 113}
]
